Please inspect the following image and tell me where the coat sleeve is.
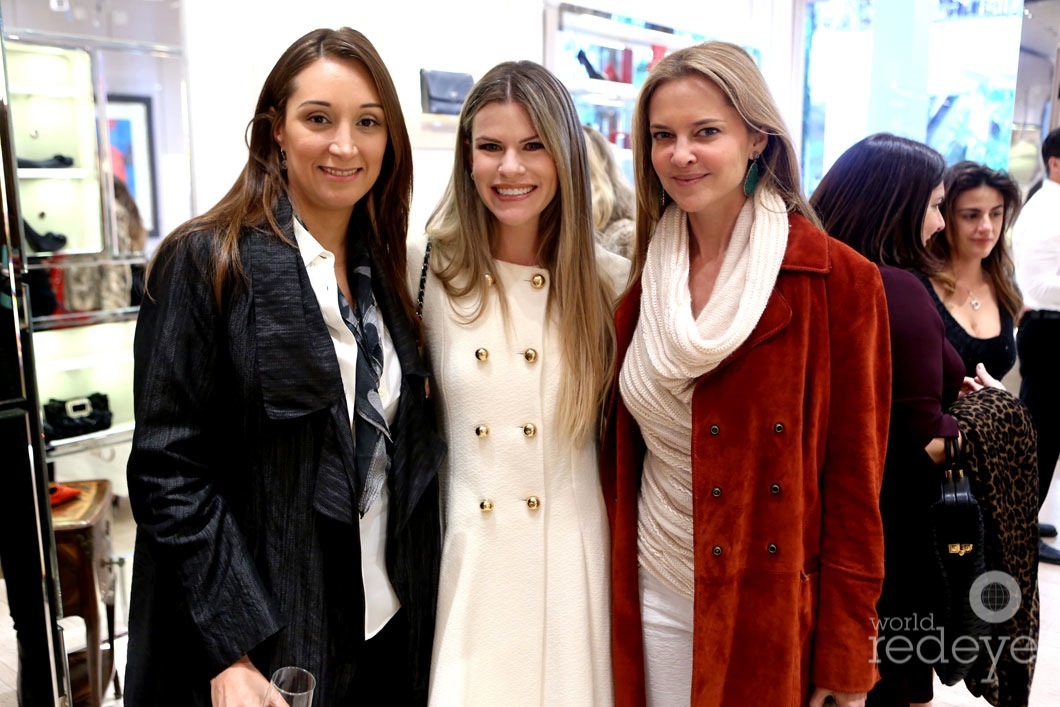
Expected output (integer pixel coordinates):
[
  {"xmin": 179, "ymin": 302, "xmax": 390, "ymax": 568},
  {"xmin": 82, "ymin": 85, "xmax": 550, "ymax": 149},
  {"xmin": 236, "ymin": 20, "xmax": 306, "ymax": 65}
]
[
  {"xmin": 881, "ymin": 267, "xmax": 961, "ymax": 448},
  {"xmin": 127, "ymin": 234, "xmax": 283, "ymax": 676},
  {"xmin": 812, "ymin": 247, "xmax": 891, "ymax": 692}
]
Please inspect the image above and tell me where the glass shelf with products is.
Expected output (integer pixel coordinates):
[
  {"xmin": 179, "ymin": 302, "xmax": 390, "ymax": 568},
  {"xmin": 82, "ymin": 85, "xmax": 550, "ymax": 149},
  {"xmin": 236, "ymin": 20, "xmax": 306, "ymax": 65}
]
[{"xmin": 544, "ymin": 2, "xmax": 704, "ymax": 179}]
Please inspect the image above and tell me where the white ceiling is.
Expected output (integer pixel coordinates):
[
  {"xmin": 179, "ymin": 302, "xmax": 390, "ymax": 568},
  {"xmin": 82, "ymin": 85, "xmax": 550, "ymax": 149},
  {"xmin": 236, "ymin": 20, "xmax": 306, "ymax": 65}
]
[{"xmin": 1024, "ymin": 0, "xmax": 1060, "ymax": 58}]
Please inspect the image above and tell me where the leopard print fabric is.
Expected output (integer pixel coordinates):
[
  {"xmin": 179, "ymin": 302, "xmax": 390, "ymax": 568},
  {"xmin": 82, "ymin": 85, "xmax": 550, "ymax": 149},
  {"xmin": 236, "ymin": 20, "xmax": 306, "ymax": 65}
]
[{"xmin": 948, "ymin": 387, "xmax": 1039, "ymax": 707}]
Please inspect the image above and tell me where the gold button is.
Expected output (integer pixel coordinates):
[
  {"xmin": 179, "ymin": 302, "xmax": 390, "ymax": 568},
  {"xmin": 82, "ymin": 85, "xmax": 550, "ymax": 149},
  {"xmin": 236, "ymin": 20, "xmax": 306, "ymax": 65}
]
[
  {"xmin": 522, "ymin": 423, "xmax": 537, "ymax": 437},
  {"xmin": 475, "ymin": 348, "xmax": 489, "ymax": 361},
  {"xmin": 475, "ymin": 425, "xmax": 490, "ymax": 437},
  {"xmin": 530, "ymin": 273, "xmax": 546, "ymax": 289},
  {"xmin": 526, "ymin": 496, "xmax": 540, "ymax": 510},
  {"xmin": 480, "ymin": 499, "xmax": 494, "ymax": 512},
  {"xmin": 485, "ymin": 273, "xmax": 494, "ymax": 285},
  {"xmin": 523, "ymin": 348, "xmax": 538, "ymax": 363}
]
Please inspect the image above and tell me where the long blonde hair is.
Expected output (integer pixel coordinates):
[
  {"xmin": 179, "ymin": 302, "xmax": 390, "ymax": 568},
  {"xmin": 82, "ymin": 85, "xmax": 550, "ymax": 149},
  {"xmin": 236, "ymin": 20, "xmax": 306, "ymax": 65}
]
[
  {"xmin": 583, "ymin": 124, "xmax": 635, "ymax": 232},
  {"xmin": 631, "ymin": 41, "xmax": 817, "ymax": 280},
  {"xmin": 426, "ymin": 61, "xmax": 618, "ymax": 444}
]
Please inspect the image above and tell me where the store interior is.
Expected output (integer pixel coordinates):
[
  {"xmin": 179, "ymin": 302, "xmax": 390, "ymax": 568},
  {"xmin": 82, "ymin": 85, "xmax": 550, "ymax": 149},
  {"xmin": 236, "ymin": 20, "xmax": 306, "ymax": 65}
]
[{"xmin": 0, "ymin": 0, "xmax": 1058, "ymax": 704}]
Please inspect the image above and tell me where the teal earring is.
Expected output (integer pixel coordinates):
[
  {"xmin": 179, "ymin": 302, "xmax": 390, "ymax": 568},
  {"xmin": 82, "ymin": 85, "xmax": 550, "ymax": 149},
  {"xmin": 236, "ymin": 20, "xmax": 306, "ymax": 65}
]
[
  {"xmin": 743, "ymin": 151, "xmax": 760, "ymax": 197},
  {"xmin": 659, "ymin": 182, "xmax": 667, "ymax": 208}
]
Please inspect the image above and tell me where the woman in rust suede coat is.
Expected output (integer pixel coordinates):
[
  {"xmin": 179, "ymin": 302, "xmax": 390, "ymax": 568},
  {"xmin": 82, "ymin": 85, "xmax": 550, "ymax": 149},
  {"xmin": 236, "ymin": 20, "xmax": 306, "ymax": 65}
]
[{"xmin": 600, "ymin": 42, "xmax": 891, "ymax": 707}]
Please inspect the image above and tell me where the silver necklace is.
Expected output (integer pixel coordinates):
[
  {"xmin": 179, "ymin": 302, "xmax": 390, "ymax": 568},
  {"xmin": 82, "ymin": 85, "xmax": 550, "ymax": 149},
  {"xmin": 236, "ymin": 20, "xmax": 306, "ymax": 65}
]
[{"xmin": 968, "ymin": 288, "xmax": 981, "ymax": 311}]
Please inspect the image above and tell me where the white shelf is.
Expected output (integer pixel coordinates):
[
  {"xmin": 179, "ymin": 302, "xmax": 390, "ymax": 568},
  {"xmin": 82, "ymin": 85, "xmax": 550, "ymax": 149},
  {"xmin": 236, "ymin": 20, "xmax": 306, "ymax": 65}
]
[
  {"xmin": 36, "ymin": 350, "xmax": 133, "ymax": 373},
  {"xmin": 568, "ymin": 77, "xmax": 639, "ymax": 104},
  {"xmin": 46, "ymin": 421, "xmax": 136, "ymax": 460},
  {"xmin": 18, "ymin": 167, "xmax": 92, "ymax": 180},
  {"xmin": 9, "ymin": 84, "xmax": 91, "ymax": 99}
]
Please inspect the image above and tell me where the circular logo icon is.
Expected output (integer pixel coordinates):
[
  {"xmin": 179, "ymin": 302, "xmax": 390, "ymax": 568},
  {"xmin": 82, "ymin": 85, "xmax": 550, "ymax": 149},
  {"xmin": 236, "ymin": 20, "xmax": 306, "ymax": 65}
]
[{"xmin": 969, "ymin": 571, "xmax": 1021, "ymax": 624}]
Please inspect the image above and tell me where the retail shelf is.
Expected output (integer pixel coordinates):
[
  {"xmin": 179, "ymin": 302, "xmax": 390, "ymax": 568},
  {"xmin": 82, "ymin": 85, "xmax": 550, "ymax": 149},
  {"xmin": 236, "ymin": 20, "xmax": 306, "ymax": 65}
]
[
  {"xmin": 45, "ymin": 420, "xmax": 135, "ymax": 460},
  {"xmin": 18, "ymin": 167, "xmax": 93, "ymax": 180},
  {"xmin": 35, "ymin": 350, "xmax": 133, "ymax": 373},
  {"xmin": 31, "ymin": 307, "xmax": 138, "ymax": 332}
]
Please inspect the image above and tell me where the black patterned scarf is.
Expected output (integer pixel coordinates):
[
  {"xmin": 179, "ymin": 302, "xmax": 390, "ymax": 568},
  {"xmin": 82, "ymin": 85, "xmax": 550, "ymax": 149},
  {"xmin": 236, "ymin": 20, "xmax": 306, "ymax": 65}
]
[{"xmin": 338, "ymin": 237, "xmax": 392, "ymax": 516}]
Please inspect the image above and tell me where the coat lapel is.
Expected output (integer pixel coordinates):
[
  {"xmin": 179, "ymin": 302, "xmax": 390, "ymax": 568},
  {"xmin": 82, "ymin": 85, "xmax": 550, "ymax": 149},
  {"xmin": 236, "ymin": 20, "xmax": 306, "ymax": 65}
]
[{"xmin": 244, "ymin": 202, "xmax": 359, "ymax": 525}]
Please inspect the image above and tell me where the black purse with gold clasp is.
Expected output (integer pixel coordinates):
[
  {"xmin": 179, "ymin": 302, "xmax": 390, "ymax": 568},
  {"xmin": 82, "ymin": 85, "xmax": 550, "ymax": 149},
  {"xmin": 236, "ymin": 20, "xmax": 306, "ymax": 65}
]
[{"xmin": 930, "ymin": 435, "xmax": 989, "ymax": 685}]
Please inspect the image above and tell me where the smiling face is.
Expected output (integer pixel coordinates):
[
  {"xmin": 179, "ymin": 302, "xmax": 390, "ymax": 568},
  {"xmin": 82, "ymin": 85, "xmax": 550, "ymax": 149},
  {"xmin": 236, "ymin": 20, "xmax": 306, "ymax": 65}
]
[
  {"xmin": 921, "ymin": 181, "xmax": 946, "ymax": 244},
  {"xmin": 468, "ymin": 101, "xmax": 558, "ymax": 243},
  {"xmin": 648, "ymin": 74, "xmax": 765, "ymax": 226},
  {"xmin": 273, "ymin": 57, "xmax": 387, "ymax": 228},
  {"xmin": 947, "ymin": 185, "xmax": 1004, "ymax": 262}
]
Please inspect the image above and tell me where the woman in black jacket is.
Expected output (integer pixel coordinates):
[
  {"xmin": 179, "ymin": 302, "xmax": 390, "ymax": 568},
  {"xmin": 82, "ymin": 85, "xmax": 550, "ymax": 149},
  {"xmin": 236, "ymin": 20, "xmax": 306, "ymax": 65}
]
[{"xmin": 125, "ymin": 27, "xmax": 444, "ymax": 706}]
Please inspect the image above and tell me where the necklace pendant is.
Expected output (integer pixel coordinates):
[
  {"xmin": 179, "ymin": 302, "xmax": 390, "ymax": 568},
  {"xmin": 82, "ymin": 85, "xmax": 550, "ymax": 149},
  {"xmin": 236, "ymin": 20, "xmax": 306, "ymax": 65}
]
[{"xmin": 970, "ymin": 297, "xmax": 981, "ymax": 311}]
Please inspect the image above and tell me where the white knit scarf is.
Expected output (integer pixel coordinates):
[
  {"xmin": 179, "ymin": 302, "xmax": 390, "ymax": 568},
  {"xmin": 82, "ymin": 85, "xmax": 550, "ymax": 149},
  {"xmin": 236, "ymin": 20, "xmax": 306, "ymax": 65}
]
[{"xmin": 620, "ymin": 189, "xmax": 790, "ymax": 474}]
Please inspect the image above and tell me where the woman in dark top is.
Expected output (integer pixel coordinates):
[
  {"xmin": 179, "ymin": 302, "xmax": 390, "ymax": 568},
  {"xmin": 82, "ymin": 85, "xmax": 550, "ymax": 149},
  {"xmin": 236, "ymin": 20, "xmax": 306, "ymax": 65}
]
[
  {"xmin": 917, "ymin": 160, "xmax": 1022, "ymax": 378},
  {"xmin": 810, "ymin": 133, "xmax": 1000, "ymax": 707}
]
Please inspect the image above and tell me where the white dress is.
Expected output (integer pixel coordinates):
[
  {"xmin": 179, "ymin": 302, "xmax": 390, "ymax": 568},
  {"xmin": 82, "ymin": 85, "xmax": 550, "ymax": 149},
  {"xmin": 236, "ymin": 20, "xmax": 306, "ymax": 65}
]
[{"xmin": 409, "ymin": 236, "xmax": 628, "ymax": 707}]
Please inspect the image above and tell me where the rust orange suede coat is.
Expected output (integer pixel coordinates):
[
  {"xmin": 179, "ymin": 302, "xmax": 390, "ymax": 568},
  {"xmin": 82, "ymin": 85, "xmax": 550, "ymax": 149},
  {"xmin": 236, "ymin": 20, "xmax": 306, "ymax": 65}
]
[{"xmin": 601, "ymin": 214, "xmax": 891, "ymax": 706}]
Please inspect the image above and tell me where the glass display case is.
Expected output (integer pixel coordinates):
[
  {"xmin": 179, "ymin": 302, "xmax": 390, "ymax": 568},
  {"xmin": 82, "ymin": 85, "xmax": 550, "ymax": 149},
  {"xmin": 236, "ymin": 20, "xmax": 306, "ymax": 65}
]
[
  {"xmin": 1, "ymin": 23, "xmax": 191, "ymax": 491},
  {"xmin": 544, "ymin": 3, "xmax": 706, "ymax": 181}
]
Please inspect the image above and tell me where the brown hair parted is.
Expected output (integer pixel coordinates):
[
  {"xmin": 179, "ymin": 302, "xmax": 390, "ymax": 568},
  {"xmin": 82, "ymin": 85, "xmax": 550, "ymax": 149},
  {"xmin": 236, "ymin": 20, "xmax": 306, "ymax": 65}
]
[
  {"xmin": 425, "ymin": 60, "xmax": 618, "ymax": 444},
  {"xmin": 930, "ymin": 160, "xmax": 1023, "ymax": 318},
  {"xmin": 630, "ymin": 40, "xmax": 817, "ymax": 280},
  {"xmin": 810, "ymin": 133, "xmax": 946, "ymax": 271},
  {"xmin": 152, "ymin": 27, "xmax": 417, "ymax": 335}
]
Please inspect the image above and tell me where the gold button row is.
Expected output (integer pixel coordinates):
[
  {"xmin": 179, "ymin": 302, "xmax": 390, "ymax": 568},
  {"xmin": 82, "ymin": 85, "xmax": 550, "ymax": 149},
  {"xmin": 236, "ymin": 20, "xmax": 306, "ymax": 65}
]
[
  {"xmin": 474, "ymin": 423, "xmax": 538, "ymax": 438},
  {"xmin": 479, "ymin": 496, "xmax": 541, "ymax": 512},
  {"xmin": 473, "ymin": 347, "xmax": 539, "ymax": 363}
]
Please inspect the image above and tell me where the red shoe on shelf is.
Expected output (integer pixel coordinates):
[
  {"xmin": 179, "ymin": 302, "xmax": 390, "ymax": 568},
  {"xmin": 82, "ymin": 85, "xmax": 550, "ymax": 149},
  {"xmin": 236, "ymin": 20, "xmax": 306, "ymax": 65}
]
[{"xmin": 49, "ymin": 482, "xmax": 82, "ymax": 507}]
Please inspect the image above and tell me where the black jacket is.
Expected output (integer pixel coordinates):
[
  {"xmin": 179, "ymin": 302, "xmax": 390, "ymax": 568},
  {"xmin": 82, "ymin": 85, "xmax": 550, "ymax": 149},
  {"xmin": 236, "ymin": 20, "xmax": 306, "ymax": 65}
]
[{"xmin": 124, "ymin": 199, "xmax": 444, "ymax": 705}]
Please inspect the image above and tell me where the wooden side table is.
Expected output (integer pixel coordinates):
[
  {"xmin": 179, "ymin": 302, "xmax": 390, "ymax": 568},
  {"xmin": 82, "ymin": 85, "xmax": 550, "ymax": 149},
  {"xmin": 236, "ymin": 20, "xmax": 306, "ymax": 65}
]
[{"xmin": 51, "ymin": 479, "xmax": 118, "ymax": 707}]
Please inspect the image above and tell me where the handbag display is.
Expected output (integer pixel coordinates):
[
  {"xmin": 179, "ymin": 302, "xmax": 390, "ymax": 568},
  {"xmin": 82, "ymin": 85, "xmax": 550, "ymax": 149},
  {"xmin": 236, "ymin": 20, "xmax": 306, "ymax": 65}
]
[
  {"xmin": 929, "ymin": 435, "xmax": 989, "ymax": 685},
  {"xmin": 42, "ymin": 392, "xmax": 112, "ymax": 442},
  {"xmin": 419, "ymin": 69, "xmax": 473, "ymax": 115}
]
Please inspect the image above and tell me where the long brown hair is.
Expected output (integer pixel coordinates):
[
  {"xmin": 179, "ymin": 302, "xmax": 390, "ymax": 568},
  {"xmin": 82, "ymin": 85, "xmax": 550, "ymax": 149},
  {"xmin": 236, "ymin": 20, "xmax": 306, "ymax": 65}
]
[
  {"xmin": 930, "ymin": 160, "xmax": 1023, "ymax": 318},
  {"xmin": 630, "ymin": 41, "xmax": 817, "ymax": 281},
  {"xmin": 810, "ymin": 133, "xmax": 945, "ymax": 271},
  {"xmin": 150, "ymin": 27, "xmax": 417, "ymax": 335},
  {"xmin": 425, "ymin": 61, "xmax": 618, "ymax": 444}
]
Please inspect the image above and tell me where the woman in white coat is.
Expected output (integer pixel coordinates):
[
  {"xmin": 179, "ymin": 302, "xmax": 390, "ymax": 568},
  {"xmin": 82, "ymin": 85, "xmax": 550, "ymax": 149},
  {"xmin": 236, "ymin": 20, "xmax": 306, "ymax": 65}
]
[{"xmin": 410, "ymin": 60, "xmax": 629, "ymax": 706}]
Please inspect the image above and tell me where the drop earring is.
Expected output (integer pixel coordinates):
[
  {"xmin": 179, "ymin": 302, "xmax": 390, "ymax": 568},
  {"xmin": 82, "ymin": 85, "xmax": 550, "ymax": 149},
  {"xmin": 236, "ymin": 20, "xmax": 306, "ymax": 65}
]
[
  {"xmin": 743, "ymin": 151, "xmax": 760, "ymax": 197},
  {"xmin": 280, "ymin": 149, "xmax": 288, "ymax": 171},
  {"xmin": 659, "ymin": 182, "xmax": 667, "ymax": 208}
]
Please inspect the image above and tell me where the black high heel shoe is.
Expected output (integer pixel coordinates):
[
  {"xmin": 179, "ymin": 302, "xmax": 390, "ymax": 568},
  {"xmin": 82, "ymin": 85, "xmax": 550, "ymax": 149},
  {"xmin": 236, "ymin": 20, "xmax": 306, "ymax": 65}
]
[
  {"xmin": 22, "ymin": 220, "xmax": 67, "ymax": 252},
  {"xmin": 577, "ymin": 50, "xmax": 605, "ymax": 80},
  {"xmin": 16, "ymin": 154, "xmax": 74, "ymax": 169}
]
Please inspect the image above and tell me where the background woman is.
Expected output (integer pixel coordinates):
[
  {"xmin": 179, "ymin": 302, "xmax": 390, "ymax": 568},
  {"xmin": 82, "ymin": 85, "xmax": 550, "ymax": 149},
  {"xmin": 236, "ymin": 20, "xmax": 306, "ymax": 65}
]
[
  {"xmin": 126, "ymin": 27, "xmax": 443, "ymax": 706},
  {"xmin": 583, "ymin": 124, "xmax": 636, "ymax": 258},
  {"xmin": 811, "ymin": 133, "xmax": 973, "ymax": 707},
  {"xmin": 412, "ymin": 60, "xmax": 628, "ymax": 707},
  {"xmin": 602, "ymin": 41, "xmax": 890, "ymax": 707},
  {"xmin": 918, "ymin": 160, "xmax": 1022, "ymax": 380}
]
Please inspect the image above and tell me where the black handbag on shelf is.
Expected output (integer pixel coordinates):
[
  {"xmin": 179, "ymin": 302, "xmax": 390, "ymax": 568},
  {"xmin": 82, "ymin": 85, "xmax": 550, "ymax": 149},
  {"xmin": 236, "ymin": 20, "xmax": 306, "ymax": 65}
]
[
  {"xmin": 929, "ymin": 435, "xmax": 989, "ymax": 685},
  {"xmin": 42, "ymin": 392, "xmax": 113, "ymax": 442},
  {"xmin": 419, "ymin": 69, "xmax": 473, "ymax": 115}
]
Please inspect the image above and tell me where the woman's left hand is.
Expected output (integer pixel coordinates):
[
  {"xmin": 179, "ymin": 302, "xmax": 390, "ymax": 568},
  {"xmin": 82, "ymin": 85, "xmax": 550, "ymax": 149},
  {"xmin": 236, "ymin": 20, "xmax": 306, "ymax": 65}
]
[
  {"xmin": 808, "ymin": 687, "xmax": 867, "ymax": 707},
  {"xmin": 972, "ymin": 362, "xmax": 1006, "ymax": 391},
  {"xmin": 959, "ymin": 363, "xmax": 1007, "ymax": 397}
]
